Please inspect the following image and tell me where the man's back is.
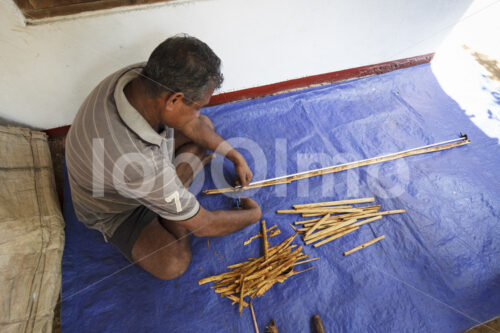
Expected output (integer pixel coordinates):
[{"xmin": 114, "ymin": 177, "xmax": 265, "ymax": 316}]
[{"xmin": 66, "ymin": 63, "xmax": 198, "ymax": 239}]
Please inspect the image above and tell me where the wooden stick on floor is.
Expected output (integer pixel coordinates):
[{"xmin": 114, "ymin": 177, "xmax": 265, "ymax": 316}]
[{"xmin": 344, "ymin": 235, "xmax": 386, "ymax": 256}]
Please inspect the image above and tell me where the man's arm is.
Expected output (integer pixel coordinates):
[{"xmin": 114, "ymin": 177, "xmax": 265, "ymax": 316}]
[
  {"xmin": 175, "ymin": 197, "xmax": 261, "ymax": 237},
  {"xmin": 180, "ymin": 117, "xmax": 253, "ymax": 186}
]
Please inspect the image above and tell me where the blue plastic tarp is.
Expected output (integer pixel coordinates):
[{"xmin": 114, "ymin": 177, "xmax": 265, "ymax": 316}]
[{"xmin": 62, "ymin": 63, "xmax": 500, "ymax": 332}]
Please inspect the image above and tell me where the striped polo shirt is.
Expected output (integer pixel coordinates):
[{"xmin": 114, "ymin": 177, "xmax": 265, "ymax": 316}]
[{"xmin": 66, "ymin": 63, "xmax": 200, "ymax": 239}]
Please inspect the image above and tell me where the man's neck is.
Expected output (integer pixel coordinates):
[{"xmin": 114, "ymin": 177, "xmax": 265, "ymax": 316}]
[{"xmin": 123, "ymin": 78, "xmax": 162, "ymax": 132}]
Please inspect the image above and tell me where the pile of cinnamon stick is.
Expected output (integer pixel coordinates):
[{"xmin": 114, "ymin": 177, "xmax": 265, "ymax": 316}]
[
  {"xmin": 198, "ymin": 221, "xmax": 317, "ymax": 313},
  {"xmin": 278, "ymin": 197, "xmax": 404, "ymax": 249},
  {"xmin": 199, "ymin": 197, "xmax": 404, "ymax": 314}
]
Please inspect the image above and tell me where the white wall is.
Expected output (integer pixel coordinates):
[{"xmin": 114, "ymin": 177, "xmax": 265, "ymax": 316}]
[{"xmin": 0, "ymin": 0, "xmax": 473, "ymax": 129}]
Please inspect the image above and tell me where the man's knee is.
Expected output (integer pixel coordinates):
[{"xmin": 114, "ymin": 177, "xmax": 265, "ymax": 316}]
[
  {"xmin": 199, "ymin": 115, "xmax": 214, "ymax": 130},
  {"xmin": 156, "ymin": 247, "xmax": 192, "ymax": 280}
]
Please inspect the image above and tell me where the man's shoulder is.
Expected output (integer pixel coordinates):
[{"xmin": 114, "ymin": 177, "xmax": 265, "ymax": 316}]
[
  {"xmin": 67, "ymin": 63, "xmax": 147, "ymax": 140},
  {"xmin": 101, "ymin": 62, "xmax": 146, "ymax": 87},
  {"xmin": 84, "ymin": 62, "xmax": 146, "ymax": 108}
]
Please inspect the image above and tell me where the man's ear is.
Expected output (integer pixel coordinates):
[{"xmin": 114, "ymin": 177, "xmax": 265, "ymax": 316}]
[{"xmin": 166, "ymin": 92, "xmax": 185, "ymax": 107}]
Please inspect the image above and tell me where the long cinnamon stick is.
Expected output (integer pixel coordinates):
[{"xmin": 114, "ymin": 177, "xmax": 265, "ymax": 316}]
[
  {"xmin": 293, "ymin": 197, "xmax": 375, "ymax": 209},
  {"xmin": 277, "ymin": 206, "xmax": 357, "ymax": 214},
  {"xmin": 204, "ymin": 139, "xmax": 470, "ymax": 194},
  {"xmin": 301, "ymin": 209, "xmax": 363, "ymax": 217}
]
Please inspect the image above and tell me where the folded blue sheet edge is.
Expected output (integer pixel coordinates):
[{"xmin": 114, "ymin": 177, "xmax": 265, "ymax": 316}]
[{"xmin": 62, "ymin": 63, "xmax": 500, "ymax": 333}]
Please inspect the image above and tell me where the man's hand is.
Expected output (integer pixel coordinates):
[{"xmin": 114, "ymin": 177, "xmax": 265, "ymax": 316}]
[
  {"xmin": 234, "ymin": 158, "xmax": 253, "ymax": 187},
  {"xmin": 177, "ymin": 197, "xmax": 261, "ymax": 237},
  {"xmin": 179, "ymin": 116, "xmax": 254, "ymax": 187}
]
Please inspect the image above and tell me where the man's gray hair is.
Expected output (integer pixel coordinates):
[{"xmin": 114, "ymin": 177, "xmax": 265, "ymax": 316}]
[{"xmin": 141, "ymin": 34, "xmax": 224, "ymax": 104}]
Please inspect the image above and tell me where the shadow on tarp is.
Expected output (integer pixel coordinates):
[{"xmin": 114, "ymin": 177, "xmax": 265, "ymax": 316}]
[{"xmin": 62, "ymin": 63, "xmax": 500, "ymax": 333}]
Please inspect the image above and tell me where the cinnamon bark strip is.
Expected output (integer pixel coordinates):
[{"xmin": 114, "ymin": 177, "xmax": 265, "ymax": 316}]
[
  {"xmin": 228, "ymin": 295, "xmax": 248, "ymax": 307},
  {"xmin": 199, "ymin": 271, "xmax": 238, "ymax": 285},
  {"xmin": 276, "ymin": 206, "xmax": 353, "ymax": 214},
  {"xmin": 268, "ymin": 229, "xmax": 281, "ymax": 238},
  {"xmin": 244, "ymin": 266, "xmax": 273, "ymax": 281},
  {"xmin": 215, "ymin": 285, "xmax": 237, "ymax": 294},
  {"xmin": 261, "ymin": 220, "xmax": 269, "ymax": 261},
  {"xmin": 300, "ymin": 219, "xmax": 355, "ymax": 229},
  {"xmin": 302, "ymin": 209, "xmax": 403, "ymax": 224},
  {"xmin": 244, "ymin": 234, "xmax": 260, "ymax": 246},
  {"xmin": 293, "ymin": 197, "xmax": 375, "ymax": 209},
  {"xmin": 294, "ymin": 206, "xmax": 381, "ymax": 225},
  {"xmin": 343, "ymin": 235, "xmax": 386, "ymax": 256},
  {"xmin": 350, "ymin": 215, "xmax": 382, "ymax": 228},
  {"xmin": 359, "ymin": 209, "xmax": 405, "ymax": 218},
  {"xmin": 256, "ymin": 281, "xmax": 275, "ymax": 297},
  {"xmin": 239, "ymin": 274, "xmax": 245, "ymax": 314},
  {"xmin": 295, "ymin": 205, "xmax": 354, "ymax": 212},
  {"xmin": 299, "ymin": 207, "xmax": 364, "ymax": 214},
  {"xmin": 297, "ymin": 209, "xmax": 377, "ymax": 228},
  {"xmin": 294, "ymin": 257, "xmax": 319, "ymax": 265},
  {"xmin": 313, "ymin": 226, "xmax": 359, "ymax": 247},
  {"xmin": 304, "ymin": 214, "xmax": 330, "ymax": 239},
  {"xmin": 304, "ymin": 218, "xmax": 358, "ymax": 242},
  {"xmin": 243, "ymin": 225, "xmax": 279, "ymax": 246},
  {"xmin": 301, "ymin": 208, "xmax": 366, "ymax": 217}
]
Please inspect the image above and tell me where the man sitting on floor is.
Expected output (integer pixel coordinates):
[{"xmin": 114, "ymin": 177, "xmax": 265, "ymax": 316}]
[{"xmin": 66, "ymin": 35, "xmax": 261, "ymax": 280}]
